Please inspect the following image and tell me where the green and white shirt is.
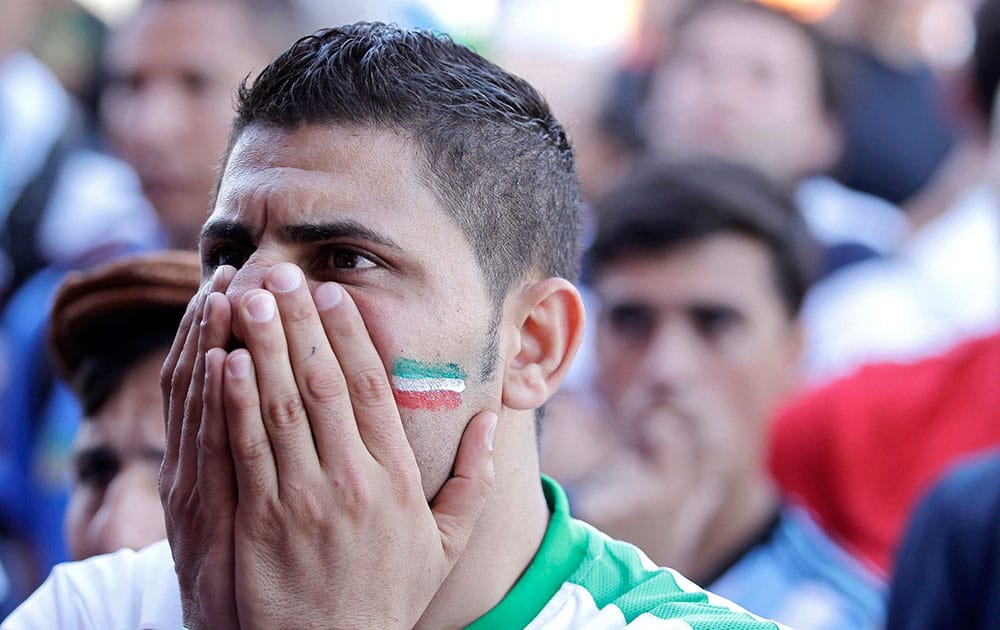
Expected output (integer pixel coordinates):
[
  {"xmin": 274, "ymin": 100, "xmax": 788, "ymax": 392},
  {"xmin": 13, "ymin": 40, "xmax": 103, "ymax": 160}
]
[
  {"xmin": 469, "ymin": 478, "xmax": 784, "ymax": 629},
  {"xmin": 2, "ymin": 477, "xmax": 783, "ymax": 629}
]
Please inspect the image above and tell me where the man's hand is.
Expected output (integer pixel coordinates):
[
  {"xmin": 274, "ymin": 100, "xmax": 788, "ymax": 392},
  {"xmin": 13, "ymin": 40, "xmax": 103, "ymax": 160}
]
[
  {"xmin": 218, "ymin": 264, "xmax": 496, "ymax": 629},
  {"xmin": 573, "ymin": 403, "xmax": 729, "ymax": 572},
  {"xmin": 159, "ymin": 265, "xmax": 240, "ymax": 630}
]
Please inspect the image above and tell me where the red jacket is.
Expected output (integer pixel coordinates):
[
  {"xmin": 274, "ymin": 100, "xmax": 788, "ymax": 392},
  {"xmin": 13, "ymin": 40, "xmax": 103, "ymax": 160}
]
[{"xmin": 768, "ymin": 330, "xmax": 1000, "ymax": 572}]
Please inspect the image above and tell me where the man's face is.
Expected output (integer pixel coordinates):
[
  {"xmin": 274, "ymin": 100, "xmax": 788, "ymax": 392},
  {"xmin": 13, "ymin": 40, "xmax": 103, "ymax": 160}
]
[
  {"xmin": 101, "ymin": 0, "xmax": 273, "ymax": 249},
  {"xmin": 65, "ymin": 350, "xmax": 168, "ymax": 560},
  {"xmin": 594, "ymin": 234, "xmax": 801, "ymax": 476},
  {"xmin": 646, "ymin": 6, "xmax": 837, "ymax": 183},
  {"xmin": 203, "ymin": 124, "xmax": 503, "ymax": 499}
]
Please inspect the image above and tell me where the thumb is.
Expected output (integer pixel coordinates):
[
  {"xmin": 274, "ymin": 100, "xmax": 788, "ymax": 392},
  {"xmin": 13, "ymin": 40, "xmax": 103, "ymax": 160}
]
[{"xmin": 430, "ymin": 411, "xmax": 497, "ymax": 564}]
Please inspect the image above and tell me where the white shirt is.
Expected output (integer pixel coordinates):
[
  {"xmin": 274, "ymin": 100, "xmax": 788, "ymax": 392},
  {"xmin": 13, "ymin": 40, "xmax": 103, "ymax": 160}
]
[
  {"xmin": 2, "ymin": 540, "xmax": 181, "ymax": 630},
  {"xmin": 802, "ymin": 184, "xmax": 1000, "ymax": 383}
]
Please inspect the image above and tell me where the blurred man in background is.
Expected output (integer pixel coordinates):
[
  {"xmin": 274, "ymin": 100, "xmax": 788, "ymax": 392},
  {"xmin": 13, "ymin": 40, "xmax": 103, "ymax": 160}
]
[
  {"xmin": 551, "ymin": 159, "xmax": 884, "ymax": 629},
  {"xmin": 0, "ymin": 0, "xmax": 157, "ymax": 304},
  {"xmin": 48, "ymin": 251, "xmax": 201, "ymax": 560},
  {"xmin": 100, "ymin": 0, "xmax": 304, "ymax": 250},
  {"xmin": 0, "ymin": 0, "xmax": 306, "ymax": 609},
  {"xmin": 769, "ymin": 0, "xmax": 1000, "ymax": 577},
  {"xmin": 646, "ymin": 0, "xmax": 908, "ymax": 279}
]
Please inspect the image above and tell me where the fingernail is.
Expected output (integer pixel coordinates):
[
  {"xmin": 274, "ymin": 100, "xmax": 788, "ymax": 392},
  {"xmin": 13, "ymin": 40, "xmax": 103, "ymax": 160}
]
[
  {"xmin": 486, "ymin": 413, "xmax": 498, "ymax": 451},
  {"xmin": 201, "ymin": 293, "xmax": 214, "ymax": 325},
  {"xmin": 314, "ymin": 283, "xmax": 342, "ymax": 310},
  {"xmin": 269, "ymin": 264, "xmax": 301, "ymax": 293},
  {"xmin": 211, "ymin": 265, "xmax": 226, "ymax": 291},
  {"xmin": 247, "ymin": 293, "xmax": 275, "ymax": 322},
  {"xmin": 228, "ymin": 353, "xmax": 252, "ymax": 379}
]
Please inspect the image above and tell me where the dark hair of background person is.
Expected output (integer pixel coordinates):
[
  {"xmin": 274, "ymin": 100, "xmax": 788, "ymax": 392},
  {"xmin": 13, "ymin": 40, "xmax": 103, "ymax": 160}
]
[
  {"xmin": 62, "ymin": 313, "xmax": 177, "ymax": 416},
  {"xmin": 588, "ymin": 158, "xmax": 818, "ymax": 318},
  {"xmin": 972, "ymin": 0, "xmax": 1000, "ymax": 123},
  {"xmin": 221, "ymin": 22, "xmax": 582, "ymax": 306},
  {"xmin": 668, "ymin": 0, "xmax": 843, "ymax": 121}
]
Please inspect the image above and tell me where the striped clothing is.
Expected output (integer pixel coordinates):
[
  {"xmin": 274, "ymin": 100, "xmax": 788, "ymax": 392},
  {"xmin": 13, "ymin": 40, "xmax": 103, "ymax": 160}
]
[
  {"xmin": 470, "ymin": 478, "xmax": 784, "ymax": 629},
  {"xmin": 2, "ymin": 478, "xmax": 783, "ymax": 629}
]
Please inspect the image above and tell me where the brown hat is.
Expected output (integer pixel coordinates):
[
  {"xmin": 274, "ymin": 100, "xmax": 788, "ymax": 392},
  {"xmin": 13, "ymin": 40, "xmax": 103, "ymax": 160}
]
[{"xmin": 48, "ymin": 250, "xmax": 203, "ymax": 412}]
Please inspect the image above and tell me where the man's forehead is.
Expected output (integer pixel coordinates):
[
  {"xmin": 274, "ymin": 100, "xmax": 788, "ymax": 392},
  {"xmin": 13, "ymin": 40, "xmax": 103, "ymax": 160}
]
[
  {"xmin": 222, "ymin": 123, "xmax": 423, "ymax": 182},
  {"xmin": 207, "ymin": 123, "xmax": 464, "ymax": 251},
  {"xmin": 107, "ymin": 0, "xmax": 259, "ymax": 68}
]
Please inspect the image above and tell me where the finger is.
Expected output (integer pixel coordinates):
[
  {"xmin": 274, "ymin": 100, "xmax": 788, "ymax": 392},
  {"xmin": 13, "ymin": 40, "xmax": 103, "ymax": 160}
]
[
  {"xmin": 198, "ymin": 347, "xmax": 237, "ymax": 508},
  {"xmin": 313, "ymin": 282, "xmax": 405, "ymax": 467},
  {"xmin": 223, "ymin": 349, "xmax": 278, "ymax": 498},
  {"xmin": 162, "ymin": 280, "xmax": 209, "ymax": 472},
  {"xmin": 430, "ymin": 411, "xmax": 496, "ymax": 564},
  {"xmin": 162, "ymin": 266, "xmax": 235, "ymax": 467},
  {"xmin": 238, "ymin": 289, "xmax": 319, "ymax": 482},
  {"xmin": 176, "ymin": 292, "xmax": 234, "ymax": 491},
  {"xmin": 264, "ymin": 266, "xmax": 363, "ymax": 468}
]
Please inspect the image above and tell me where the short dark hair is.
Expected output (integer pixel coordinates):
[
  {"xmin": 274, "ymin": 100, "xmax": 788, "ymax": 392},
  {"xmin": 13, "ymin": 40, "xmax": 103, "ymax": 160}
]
[
  {"xmin": 588, "ymin": 158, "xmax": 818, "ymax": 317},
  {"xmin": 668, "ymin": 0, "xmax": 841, "ymax": 118},
  {"xmin": 973, "ymin": 0, "xmax": 1000, "ymax": 122},
  {"xmin": 224, "ymin": 22, "xmax": 582, "ymax": 304}
]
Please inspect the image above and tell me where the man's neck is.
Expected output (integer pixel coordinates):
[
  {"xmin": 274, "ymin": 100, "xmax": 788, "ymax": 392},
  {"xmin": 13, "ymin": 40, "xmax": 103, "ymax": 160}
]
[
  {"xmin": 684, "ymin": 475, "xmax": 780, "ymax": 585},
  {"xmin": 415, "ymin": 413, "xmax": 551, "ymax": 629}
]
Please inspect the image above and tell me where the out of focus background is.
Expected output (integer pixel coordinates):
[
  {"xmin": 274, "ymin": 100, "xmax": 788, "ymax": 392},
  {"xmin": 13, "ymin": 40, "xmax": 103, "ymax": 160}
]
[{"xmin": 2, "ymin": 0, "xmax": 999, "ymax": 628}]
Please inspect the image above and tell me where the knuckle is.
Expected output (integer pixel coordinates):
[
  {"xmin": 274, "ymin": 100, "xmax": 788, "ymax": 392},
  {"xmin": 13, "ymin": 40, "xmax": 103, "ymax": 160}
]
[
  {"xmin": 281, "ymin": 298, "xmax": 315, "ymax": 325},
  {"xmin": 284, "ymin": 482, "xmax": 328, "ymax": 525},
  {"xmin": 232, "ymin": 431, "xmax": 272, "ymax": 467},
  {"xmin": 329, "ymin": 465, "xmax": 371, "ymax": 514},
  {"xmin": 301, "ymin": 367, "xmax": 347, "ymax": 402},
  {"xmin": 264, "ymin": 393, "xmax": 306, "ymax": 429},
  {"xmin": 160, "ymin": 363, "xmax": 174, "ymax": 394},
  {"xmin": 169, "ymin": 366, "xmax": 189, "ymax": 399},
  {"xmin": 195, "ymin": 425, "xmax": 226, "ymax": 459},
  {"xmin": 347, "ymin": 367, "xmax": 391, "ymax": 407}
]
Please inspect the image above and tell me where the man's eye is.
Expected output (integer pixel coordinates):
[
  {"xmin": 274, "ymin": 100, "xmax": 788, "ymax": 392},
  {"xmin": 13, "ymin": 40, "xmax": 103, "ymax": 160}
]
[
  {"xmin": 75, "ymin": 451, "xmax": 119, "ymax": 488},
  {"xmin": 328, "ymin": 249, "xmax": 376, "ymax": 270},
  {"xmin": 203, "ymin": 245, "xmax": 249, "ymax": 270},
  {"xmin": 605, "ymin": 304, "xmax": 655, "ymax": 343},
  {"xmin": 691, "ymin": 306, "xmax": 741, "ymax": 339}
]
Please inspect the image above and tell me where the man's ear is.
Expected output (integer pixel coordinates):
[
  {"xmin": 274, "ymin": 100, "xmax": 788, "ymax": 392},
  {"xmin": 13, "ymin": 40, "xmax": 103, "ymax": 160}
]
[{"xmin": 502, "ymin": 278, "xmax": 585, "ymax": 411}]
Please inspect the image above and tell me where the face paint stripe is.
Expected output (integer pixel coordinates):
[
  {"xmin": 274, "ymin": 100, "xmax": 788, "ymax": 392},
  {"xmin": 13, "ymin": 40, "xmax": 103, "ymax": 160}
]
[
  {"xmin": 392, "ymin": 358, "xmax": 467, "ymax": 380},
  {"xmin": 393, "ymin": 389, "xmax": 462, "ymax": 411},
  {"xmin": 390, "ymin": 376, "xmax": 466, "ymax": 393}
]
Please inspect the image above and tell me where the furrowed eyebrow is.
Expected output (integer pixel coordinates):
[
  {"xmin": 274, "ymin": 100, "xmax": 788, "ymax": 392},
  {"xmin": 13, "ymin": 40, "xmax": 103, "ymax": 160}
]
[
  {"xmin": 279, "ymin": 220, "xmax": 403, "ymax": 250},
  {"xmin": 200, "ymin": 220, "xmax": 254, "ymax": 245}
]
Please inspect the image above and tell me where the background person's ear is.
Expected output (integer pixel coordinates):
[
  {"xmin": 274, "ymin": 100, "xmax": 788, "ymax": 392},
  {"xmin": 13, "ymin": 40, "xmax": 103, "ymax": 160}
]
[{"xmin": 501, "ymin": 278, "xmax": 585, "ymax": 410}]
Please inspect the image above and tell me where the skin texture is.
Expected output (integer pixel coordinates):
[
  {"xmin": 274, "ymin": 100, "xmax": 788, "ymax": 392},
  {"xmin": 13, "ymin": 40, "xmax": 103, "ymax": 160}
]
[
  {"xmin": 101, "ymin": 0, "xmax": 275, "ymax": 249},
  {"xmin": 575, "ymin": 234, "xmax": 803, "ymax": 581},
  {"xmin": 158, "ymin": 123, "xmax": 584, "ymax": 629},
  {"xmin": 65, "ymin": 351, "xmax": 168, "ymax": 560},
  {"xmin": 0, "ymin": 0, "xmax": 41, "ymax": 59},
  {"xmin": 646, "ymin": 4, "xmax": 840, "ymax": 184}
]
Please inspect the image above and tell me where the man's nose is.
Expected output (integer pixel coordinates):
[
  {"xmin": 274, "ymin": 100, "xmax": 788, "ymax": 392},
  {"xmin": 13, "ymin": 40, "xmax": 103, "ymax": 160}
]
[
  {"xmin": 126, "ymin": 84, "xmax": 187, "ymax": 154},
  {"xmin": 88, "ymin": 468, "xmax": 165, "ymax": 557},
  {"xmin": 225, "ymin": 260, "xmax": 271, "ymax": 343},
  {"xmin": 639, "ymin": 321, "xmax": 702, "ymax": 390}
]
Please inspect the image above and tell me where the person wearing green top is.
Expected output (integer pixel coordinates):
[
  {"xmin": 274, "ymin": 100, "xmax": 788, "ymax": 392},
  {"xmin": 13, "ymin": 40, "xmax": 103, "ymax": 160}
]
[{"xmin": 5, "ymin": 21, "xmax": 783, "ymax": 629}]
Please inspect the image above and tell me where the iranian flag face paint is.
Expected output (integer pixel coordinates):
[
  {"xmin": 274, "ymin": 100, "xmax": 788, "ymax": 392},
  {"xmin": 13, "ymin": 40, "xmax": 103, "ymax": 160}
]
[{"xmin": 390, "ymin": 358, "xmax": 467, "ymax": 411}]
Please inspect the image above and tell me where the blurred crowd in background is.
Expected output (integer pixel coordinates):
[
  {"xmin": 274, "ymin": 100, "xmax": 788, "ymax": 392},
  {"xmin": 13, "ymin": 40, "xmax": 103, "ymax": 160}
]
[{"xmin": 1, "ymin": 0, "xmax": 998, "ymax": 628}]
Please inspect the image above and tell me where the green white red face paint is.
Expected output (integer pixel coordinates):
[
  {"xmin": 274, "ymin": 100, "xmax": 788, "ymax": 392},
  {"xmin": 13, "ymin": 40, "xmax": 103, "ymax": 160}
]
[{"xmin": 391, "ymin": 358, "xmax": 467, "ymax": 411}]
